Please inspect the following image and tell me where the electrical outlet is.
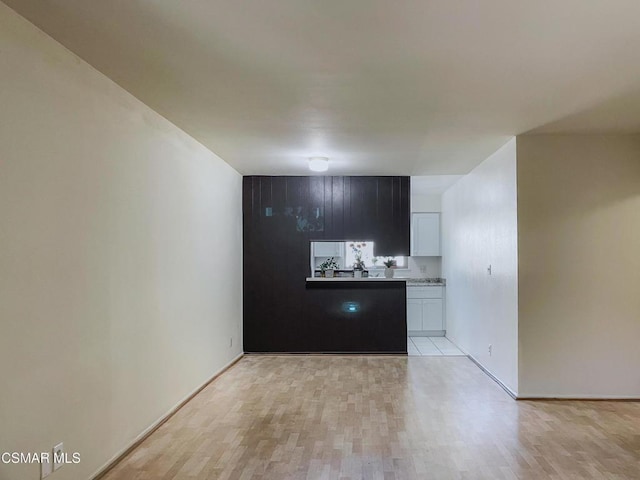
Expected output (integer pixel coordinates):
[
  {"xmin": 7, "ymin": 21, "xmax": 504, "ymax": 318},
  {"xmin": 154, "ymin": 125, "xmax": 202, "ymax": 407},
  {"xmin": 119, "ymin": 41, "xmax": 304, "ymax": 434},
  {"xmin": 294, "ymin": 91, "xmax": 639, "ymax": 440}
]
[
  {"xmin": 52, "ymin": 442, "xmax": 64, "ymax": 471},
  {"xmin": 488, "ymin": 344, "xmax": 492, "ymax": 356},
  {"xmin": 419, "ymin": 265, "xmax": 427, "ymax": 274},
  {"xmin": 41, "ymin": 456, "xmax": 52, "ymax": 479}
]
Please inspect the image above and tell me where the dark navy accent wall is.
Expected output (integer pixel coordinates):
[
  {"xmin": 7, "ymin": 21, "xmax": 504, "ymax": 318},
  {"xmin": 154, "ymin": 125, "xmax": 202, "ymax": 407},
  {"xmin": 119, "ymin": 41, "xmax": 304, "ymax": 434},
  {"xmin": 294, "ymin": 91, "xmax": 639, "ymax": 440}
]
[{"xmin": 242, "ymin": 176, "xmax": 409, "ymax": 352}]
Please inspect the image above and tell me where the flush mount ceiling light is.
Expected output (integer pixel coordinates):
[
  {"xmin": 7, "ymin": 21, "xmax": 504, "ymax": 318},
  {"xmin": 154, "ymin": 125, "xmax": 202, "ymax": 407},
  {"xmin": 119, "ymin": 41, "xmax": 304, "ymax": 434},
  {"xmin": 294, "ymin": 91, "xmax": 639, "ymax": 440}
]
[{"xmin": 308, "ymin": 157, "xmax": 329, "ymax": 172}]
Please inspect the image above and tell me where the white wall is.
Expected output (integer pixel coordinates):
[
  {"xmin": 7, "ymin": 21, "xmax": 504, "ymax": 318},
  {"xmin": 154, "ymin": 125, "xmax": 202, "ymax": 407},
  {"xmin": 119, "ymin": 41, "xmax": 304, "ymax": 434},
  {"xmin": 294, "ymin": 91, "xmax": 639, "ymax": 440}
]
[
  {"xmin": 411, "ymin": 194, "xmax": 441, "ymax": 213},
  {"xmin": 517, "ymin": 135, "xmax": 640, "ymax": 398},
  {"xmin": 441, "ymin": 138, "xmax": 519, "ymax": 394},
  {"xmin": 0, "ymin": 4, "xmax": 243, "ymax": 479}
]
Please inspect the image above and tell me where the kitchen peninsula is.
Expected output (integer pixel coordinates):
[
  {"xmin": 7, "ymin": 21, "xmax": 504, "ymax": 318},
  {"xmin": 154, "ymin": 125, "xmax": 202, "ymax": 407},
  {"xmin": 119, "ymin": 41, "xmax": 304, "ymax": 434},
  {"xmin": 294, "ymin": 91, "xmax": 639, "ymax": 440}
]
[{"xmin": 305, "ymin": 277, "xmax": 407, "ymax": 353}]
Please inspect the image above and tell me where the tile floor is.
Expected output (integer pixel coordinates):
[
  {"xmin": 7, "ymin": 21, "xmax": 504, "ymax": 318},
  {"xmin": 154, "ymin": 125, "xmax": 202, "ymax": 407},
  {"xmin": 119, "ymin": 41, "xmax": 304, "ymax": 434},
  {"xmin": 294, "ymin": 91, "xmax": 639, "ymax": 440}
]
[{"xmin": 408, "ymin": 336, "xmax": 466, "ymax": 356}]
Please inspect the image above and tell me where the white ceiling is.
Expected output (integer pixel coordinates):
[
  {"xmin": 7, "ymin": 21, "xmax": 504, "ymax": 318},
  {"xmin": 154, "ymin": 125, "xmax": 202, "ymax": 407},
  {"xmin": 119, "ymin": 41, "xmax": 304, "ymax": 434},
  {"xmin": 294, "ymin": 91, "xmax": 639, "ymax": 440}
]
[{"xmin": 4, "ymin": 0, "xmax": 640, "ymax": 175}]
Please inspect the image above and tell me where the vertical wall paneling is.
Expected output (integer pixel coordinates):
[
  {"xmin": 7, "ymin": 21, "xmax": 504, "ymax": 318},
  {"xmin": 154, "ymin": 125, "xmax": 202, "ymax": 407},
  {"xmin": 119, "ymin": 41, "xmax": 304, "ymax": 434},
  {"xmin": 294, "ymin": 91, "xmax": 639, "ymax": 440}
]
[
  {"xmin": 243, "ymin": 176, "xmax": 409, "ymax": 352},
  {"xmin": 331, "ymin": 177, "xmax": 345, "ymax": 239}
]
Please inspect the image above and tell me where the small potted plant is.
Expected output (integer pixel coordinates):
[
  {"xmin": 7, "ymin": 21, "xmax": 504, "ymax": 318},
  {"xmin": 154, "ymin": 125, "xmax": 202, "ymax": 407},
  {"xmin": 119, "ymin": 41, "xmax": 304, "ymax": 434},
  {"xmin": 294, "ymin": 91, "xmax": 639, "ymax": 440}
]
[
  {"xmin": 350, "ymin": 242, "xmax": 366, "ymax": 278},
  {"xmin": 383, "ymin": 257, "xmax": 396, "ymax": 278},
  {"xmin": 353, "ymin": 257, "xmax": 366, "ymax": 278},
  {"xmin": 319, "ymin": 257, "xmax": 339, "ymax": 278}
]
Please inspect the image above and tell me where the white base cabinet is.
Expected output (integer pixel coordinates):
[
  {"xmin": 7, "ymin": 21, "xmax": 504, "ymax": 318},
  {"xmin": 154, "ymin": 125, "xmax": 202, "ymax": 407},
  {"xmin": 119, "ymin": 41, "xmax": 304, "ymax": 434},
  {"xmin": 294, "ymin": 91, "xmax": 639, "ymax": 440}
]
[
  {"xmin": 407, "ymin": 286, "xmax": 445, "ymax": 336},
  {"xmin": 422, "ymin": 299, "xmax": 444, "ymax": 331},
  {"xmin": 407, "ymin": 299, "xmax": 423, "ymax": 331}
]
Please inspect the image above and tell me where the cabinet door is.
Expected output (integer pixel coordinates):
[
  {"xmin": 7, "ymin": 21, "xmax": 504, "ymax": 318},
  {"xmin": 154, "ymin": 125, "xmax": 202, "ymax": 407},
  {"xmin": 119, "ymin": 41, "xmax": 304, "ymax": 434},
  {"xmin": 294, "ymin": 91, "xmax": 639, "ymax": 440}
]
[
  {"xmin": 407, "ymin": 299, "xmax": 423, "ymax": 331},
  {"xmin": 422, "ymin": 298, "xmax": 444, "ymax": 331},
  {"xmin": 313, "ymin": 241, "xmax": 342, "ymax": 257},
  {"xmin": 412, "ymin": 213, "xmax": 440, "ymax": 256},
  {"xmin": 375, "ymin": 177, "xmax": 410, "ymax": 256}
]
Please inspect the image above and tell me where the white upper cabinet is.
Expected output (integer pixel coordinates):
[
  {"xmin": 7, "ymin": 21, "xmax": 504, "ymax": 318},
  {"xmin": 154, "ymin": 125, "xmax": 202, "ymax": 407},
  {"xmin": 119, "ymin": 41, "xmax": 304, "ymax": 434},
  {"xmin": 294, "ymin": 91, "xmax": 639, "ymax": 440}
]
[
  {"xmin": 313, "ymin": 241, "xmax": 344, "ymax": 258},
  {"xmin": 411, "ymin": 213, "xmax": 440, "ymax": 256}
]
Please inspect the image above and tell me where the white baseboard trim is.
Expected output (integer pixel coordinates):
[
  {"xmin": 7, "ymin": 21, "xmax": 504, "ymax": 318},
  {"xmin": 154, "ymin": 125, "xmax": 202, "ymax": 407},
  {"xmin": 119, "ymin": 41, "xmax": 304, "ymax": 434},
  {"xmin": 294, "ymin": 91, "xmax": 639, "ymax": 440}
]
[
  {"xmin": 466, "ymin": 354, "xmax": 518, "ymax": 400},
  {"xmin": 408, "ymin": 330, "xmax": 445, "ymax": 337},
  {"xmin": 466, "ymin": 352, "xmax": 640, "ymax": 401},
  {"xmin": 91, "ymin": 352, "xmax": 244, "ymax": 479},
  {"xmin": 517, "ymin": 394, "xmax": 640, "ymax": 400}
]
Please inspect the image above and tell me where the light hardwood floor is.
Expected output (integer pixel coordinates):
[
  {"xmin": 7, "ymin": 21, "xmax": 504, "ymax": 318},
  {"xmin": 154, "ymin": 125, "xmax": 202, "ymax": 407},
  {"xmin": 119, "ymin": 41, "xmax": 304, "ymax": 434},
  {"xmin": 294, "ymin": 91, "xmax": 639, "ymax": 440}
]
[{"xmin": 102, "ymin": 356, "xmax": 640, "ymax": 480}]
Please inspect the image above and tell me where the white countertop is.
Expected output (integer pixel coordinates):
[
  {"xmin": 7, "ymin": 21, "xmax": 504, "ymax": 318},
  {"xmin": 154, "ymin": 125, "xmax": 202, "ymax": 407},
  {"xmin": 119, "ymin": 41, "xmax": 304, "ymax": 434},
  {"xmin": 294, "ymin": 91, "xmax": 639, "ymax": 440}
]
[
  {"xmin": 306, "ymin": 277, "xmax": 405, "ymax": 282},
  {"xmin": 306, "ymin": 277, "xmax": 445, "ymax": 285}
]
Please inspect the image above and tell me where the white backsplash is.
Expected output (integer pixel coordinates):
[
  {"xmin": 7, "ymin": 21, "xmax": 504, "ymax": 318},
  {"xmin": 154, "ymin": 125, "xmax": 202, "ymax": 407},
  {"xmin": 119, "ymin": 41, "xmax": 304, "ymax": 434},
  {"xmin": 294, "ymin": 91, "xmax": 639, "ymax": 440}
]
[
  {"xmin": 314, "ymin": 256, "xmax": 442, "ymax": 278},
  {"xmin": 403, "ymin": 256, "xmax": 442, "ymax": 278},
  {"xmin": 311, "ymin": 239, "xmax": 443, "ymax": 279},
  {"xmin": 314, "ymin": 256, "xmax": 442, "ymax": 277}
]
